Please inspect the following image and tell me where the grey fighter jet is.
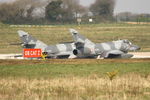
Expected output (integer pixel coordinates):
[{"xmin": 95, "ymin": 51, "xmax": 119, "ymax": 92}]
[
  {"xmin": 18, "ymin": 30, "xmax": 76, "ymax": 58},
  {"xmin": 70, "ymin": 29, "xmax": 140, "ymax": 58}
]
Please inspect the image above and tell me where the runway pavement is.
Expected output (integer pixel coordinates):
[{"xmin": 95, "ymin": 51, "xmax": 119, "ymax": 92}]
[
  {"xmin": 0, "ymin": 54, "xmax": 23, "ymax": 59},
  {"xmin": 129, "ymin": 52, "xmax": 150, "ymax": 58},
  {"xmin": 0, "ymin": 52, "xmax": 150, "ymax": 59}
]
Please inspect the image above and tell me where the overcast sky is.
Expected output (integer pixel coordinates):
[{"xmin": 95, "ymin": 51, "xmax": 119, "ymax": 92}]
[
  {"xmin": 0, "ymin": 0, "xmax": 150, "ymax": 14},
  {"xmin": 114, "ymin": 0, "xmax": 150, "ymax": 14},
  {"xmin": 80, "ymin": 0, "xmax": 150, "ymax": 14}
]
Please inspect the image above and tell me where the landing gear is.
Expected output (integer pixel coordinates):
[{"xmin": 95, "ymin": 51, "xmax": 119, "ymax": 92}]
[{"xmin": 41, "ymin": 52, "xmax": 48, "ymax": 60}]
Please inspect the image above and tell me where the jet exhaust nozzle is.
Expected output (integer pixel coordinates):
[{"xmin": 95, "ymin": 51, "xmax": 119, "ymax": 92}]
[{"xmin": 73, "ymin": 49, "xmax": 78, "ymax": 55}]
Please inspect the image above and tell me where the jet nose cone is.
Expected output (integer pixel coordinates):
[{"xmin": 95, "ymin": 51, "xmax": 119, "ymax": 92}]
[
  {"xmin": 129, "ymin": 45, "xmax": 140, "ymax": 51},
  {"xmin": 136, "ymin": 46, "xmax": 141, "ymax": 50},
  {"xmin": 134, "ymin": 45, "xmax": 140, "ymax": 50}
]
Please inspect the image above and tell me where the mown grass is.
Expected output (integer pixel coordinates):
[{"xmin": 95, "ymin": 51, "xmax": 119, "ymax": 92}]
[
  {"xmin": 0, "ymin": 60, "xmax": 150, "ymax": 78},
  {"xmin": 0, "ymin": 23, "xmax": 150, "ymax": 53},
  {"xmin": 0, "ymin": 59, "xmax": 150, "ymax": 100}
]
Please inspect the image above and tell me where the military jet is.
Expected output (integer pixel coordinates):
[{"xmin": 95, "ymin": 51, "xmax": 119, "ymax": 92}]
[
  {"xmin": 70, "ymin": 29, "xmax": 140, "ymax": 58},
  {"xmin": 17, "ymin": 29, "xmax": 140, "ymax": 59},
  {"xmin": 18, "ymin": 30, "xmax": 76, "ymax": 58}
]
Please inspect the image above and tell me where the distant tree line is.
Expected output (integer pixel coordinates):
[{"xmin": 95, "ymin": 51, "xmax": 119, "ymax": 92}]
[
  {"xmin": 0, "ymin": 0, "xmax": 45, "ymax": 24},
  {"xmin": 115, "ymin": 12, "xmax": 150, "ymax": 22},
  {"xmin": 0, "ymin": 0, "xmax": 149, "ymax": 24},
  {"xmin": 45, "ymin": 0, "xmax": 85, "ymax": 23},
  {"xmin": 89, "ymin": 0, "xmax": 115, "ymax": 22},
  {"xmin": 0, "ymin": 0, "xmax": 86, "ymax": 24}
]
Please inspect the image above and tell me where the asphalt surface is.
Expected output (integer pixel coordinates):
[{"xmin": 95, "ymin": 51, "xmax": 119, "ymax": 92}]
[
  {"xmin": 129, "ymin": 52, "xmax": 150, "ymax": 58},
  {"xmin": 0, "ymin": 52, "xmax": 150, "ymax": 59}
]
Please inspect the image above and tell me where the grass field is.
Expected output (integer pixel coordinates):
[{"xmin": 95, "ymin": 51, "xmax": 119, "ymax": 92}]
[
  {"xmin": 0, "ymin": 59, "xmax": 150, "ymax": 78},
  {"xmin": 0, "ymin": 23, "xmax": 150, "ymax": 53},
  {"xmin": 0, "ymin": 59, "xmax": 150, "ymax": 100}
]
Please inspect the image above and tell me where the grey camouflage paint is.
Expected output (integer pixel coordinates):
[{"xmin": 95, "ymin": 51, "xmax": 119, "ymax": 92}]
[
  {"xmin": 18, "ymin": 30, "xmax": 76, "ymax": 58},
  {"xmin": 18, "ymin": 29, "xmax": 140, "ymax": 59},
  {"xmin": 70, "ymin": 29, "xmax": 140, "ymax": 58}
]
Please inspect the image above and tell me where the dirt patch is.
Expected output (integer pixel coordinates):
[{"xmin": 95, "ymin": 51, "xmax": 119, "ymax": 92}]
[{"xmin": 0, "ymin": 58, "xmax": 150, "ymax": 66}]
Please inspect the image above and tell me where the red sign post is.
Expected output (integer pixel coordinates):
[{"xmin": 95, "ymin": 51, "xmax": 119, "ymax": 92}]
[{"xmin": 23, "ymin": 49, "xmax": 42, "ymax": 58}]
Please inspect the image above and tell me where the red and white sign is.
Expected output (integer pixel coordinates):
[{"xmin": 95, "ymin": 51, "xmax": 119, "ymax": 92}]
[{"xmin": 24, "ymin": 49, "xmax": 42, "ymax": 58}]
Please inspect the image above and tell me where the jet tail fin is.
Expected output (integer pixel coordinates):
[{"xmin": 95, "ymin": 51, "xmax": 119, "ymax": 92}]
[
  {"xmin": 69, "ymin": 29, "xmax": 93, "ymax": 44},
  {"xmin": 17, "ymin": 30, "xmax": 47, "ymax": 51}
]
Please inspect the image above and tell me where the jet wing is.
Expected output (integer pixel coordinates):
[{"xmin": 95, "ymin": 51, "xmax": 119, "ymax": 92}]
[
  {"xmin": 101, "ymin": 50, "xmax": 124, "ymax": 58},
  {"xmin": 47, "ymin": 52, "xmax": 76, "ymax": 59},
  {"xmin": 101, "ymin": 50, "xmax": 133, "ymax": 58}
]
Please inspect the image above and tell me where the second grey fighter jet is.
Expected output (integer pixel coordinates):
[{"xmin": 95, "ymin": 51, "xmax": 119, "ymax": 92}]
[{"xmin": 70, "ymin": 29, "xmax": 140, "ymax": 58}]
